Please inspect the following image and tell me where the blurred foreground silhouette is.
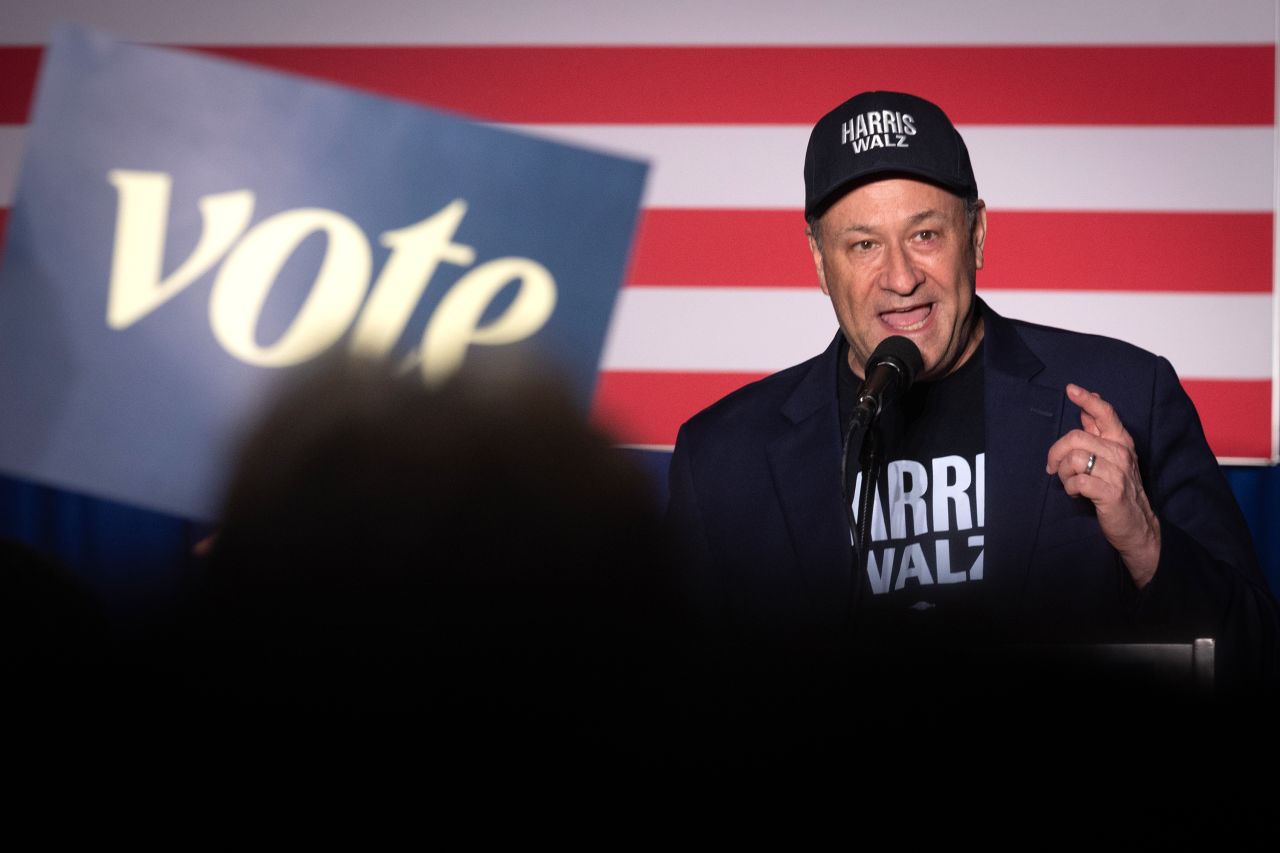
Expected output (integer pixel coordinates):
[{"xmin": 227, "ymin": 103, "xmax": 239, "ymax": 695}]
[{"xmin": 183, "ymin": 355, "xmax": 681, "ymax": 762}]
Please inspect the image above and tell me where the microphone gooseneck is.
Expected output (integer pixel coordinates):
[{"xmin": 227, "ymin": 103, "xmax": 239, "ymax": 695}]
[{"xmin": 840, "ymin": 335, "xmax": 925, "ymax": 589}]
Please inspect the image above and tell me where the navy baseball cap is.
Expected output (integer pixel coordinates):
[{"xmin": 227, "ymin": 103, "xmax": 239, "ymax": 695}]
[{"xmin": 804, "ymin": 91, "xmax": 977, "ymax": 219}]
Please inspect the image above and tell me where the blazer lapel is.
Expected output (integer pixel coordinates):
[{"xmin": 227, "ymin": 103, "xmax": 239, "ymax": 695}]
[
  {"xmin": 981, "ymin": 301, "xmax": 1063, "ymax": 625},
  {"xmin": 766, "ymin": 334, "xmax": 854, "ymax": 613}
]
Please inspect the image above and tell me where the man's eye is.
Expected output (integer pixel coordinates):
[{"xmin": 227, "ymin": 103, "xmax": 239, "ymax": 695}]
[
  {"xmin": 853, "ymin": 240, "xmax": 876, "ymax": 251},
  {"xmin": 914, "ymin": 230, "xmax": 937, "ymax": 241}
]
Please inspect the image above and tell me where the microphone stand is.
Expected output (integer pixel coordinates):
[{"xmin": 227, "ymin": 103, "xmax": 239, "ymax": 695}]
[{"xmin": 841, "ymin": 409, "xmax": 881, "ymax": 642}]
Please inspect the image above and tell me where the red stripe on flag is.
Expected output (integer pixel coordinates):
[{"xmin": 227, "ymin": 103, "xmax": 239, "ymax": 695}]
[
  {"xmin": 1, "ymin": 44, "xmax": 1273, "ymax": 124},
  {"xmin": 629, "ymin": 209, "xmax": 812, "ymax": 287},
  {"xmin": 1181, "ymin": 379, "xmax": 1274, "ymax": 460},
  {"xmin": 193, "ymin": 45, "xmax": 1278, "ymax": 126},
  {"xmin": 595, "ymin": 370, "xmax": 1272, "ymax": 458},
  {"xmin": 990, "ymin": 212, "xmax": 1274, "ymax": 294},
  {"xmin": 0, "ymin": 205, "xmax": 1269, "ymax": 293},
  {"xmin": 628, "ymin": 210, "xmax": 1274, "ymax": 293},
  {"xmin": 7, "ymin": 204, "xmax": 1260, "ymax": 293},
  {"xmin": 593, "ymin": 370, "xmax": 766, "ymax": 446},
  {"xmin": 0, "ymin": 47, "xmax": 39, "ymax": 125}
]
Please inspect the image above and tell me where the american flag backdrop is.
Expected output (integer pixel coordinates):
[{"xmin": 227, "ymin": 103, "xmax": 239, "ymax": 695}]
[{"xmin": 1, "ymin": 0, "xmax": 1277, "ymax": 465}]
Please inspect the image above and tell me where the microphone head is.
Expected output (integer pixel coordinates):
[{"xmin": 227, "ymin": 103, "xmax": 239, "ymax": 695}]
[{"xmin": 866, "ymin": 335, "xmax": 924, "ymax": 391}]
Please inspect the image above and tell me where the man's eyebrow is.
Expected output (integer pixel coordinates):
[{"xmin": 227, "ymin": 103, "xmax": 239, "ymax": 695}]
[
  {"xmin": 907, "ymin": 208, "xmax": 946, "ymax": 226},
  {"xmin": 835, "ymin": 209, "xmax": 947, "ymax": 237}
]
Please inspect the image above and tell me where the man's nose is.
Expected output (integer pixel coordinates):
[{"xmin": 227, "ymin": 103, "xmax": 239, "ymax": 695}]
[{"xmin": 882, "ymin": 241, "xmax": 923, "ymax": 294}]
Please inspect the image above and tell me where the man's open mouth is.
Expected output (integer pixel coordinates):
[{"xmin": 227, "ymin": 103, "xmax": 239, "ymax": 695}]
[{"xmin": 879, "ymin": 304, "xmax": 932, "ymax": 331}]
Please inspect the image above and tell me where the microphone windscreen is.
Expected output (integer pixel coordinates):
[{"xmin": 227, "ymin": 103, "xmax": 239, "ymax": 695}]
[{"xmin": 866, "ymin": 335, "xmax": 924, "ymax": 390}]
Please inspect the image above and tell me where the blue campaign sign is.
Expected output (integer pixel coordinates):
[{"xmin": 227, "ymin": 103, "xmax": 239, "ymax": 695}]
[{"xmin": 0, "ymin": 27, "xmax": 648, "ymax": 521}]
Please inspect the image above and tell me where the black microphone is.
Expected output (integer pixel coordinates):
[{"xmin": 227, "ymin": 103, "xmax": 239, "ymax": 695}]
[{"xmin": 849, "ymin": 335, "xmax": 924, "ymax": 431}]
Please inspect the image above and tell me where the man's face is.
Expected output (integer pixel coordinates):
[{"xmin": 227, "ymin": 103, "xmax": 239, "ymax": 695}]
[{"xmin": 809, "ymin": 178, "xmax": 987, "ymax": 381}]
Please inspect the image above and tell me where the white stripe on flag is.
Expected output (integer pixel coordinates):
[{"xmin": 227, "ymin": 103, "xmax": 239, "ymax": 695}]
[
  {"xmin": 515, "ymin": 125, "xmax": 1275, "ymax": 211},
  {"xmin": 1, "ymin": 0, "xmax": 1272, "ymax": 45},
  {"xmin": 11, "ymin": 124, "xmax": 1270, "ymax": 213},
  {"xmin": 601, "ymin": 287, "xmax": 1274, "ymax": 380}
]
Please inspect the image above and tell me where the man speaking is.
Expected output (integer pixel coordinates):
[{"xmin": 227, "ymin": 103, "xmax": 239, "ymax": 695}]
[{"xmin": 666, "ymin": 91, "xmax": 1278, "ymax": 690}]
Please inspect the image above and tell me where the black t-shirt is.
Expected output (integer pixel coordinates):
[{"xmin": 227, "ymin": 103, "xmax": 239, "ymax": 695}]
[{"xmin": 838, "ymin": 338, "xmax": 988, "ymax": 642}]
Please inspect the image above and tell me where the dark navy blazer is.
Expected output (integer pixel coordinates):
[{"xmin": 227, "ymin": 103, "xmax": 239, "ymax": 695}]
[{"xmin": 667, "ymin": 300, "xmax": 1278, "ymax": 685}]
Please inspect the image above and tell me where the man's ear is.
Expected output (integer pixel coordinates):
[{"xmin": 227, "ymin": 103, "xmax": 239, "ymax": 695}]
[
  {"xmin": 971, "ymin": 200, "xmax": 988, "ymax": 270},
  {"xmin": 807, "ymin": 226, "xmax": 830, "ymax": 296}
]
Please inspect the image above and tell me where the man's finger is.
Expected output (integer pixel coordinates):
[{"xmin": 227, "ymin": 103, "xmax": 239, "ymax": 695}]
[
  {"xmin": 1045, "ymin": 428, "xmax": 1117, "ymax": 475},
  {"xmin": 1054, "ymin": 448, "xmax": 1117, "ymax": 494},
  {"xmin": 1062, "ymin": 468, "xmax": 1120, "ymax": 502},
  {"xmin": 1067, "ymin": 383, "xmax": 1125, "ymax": 441}
]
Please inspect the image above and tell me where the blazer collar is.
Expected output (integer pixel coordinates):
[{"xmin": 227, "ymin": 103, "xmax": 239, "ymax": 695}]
[
  {"xmin": 781, "ymin": 331, "xmax": 843, "ymax": 425},
  {"xmin": 982, "ymin": 297, "xmax": 1047, "ymax": 383},
  {"xmin": 768, "ymin": 332, "xmax": 855, "ymax": 618}
]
